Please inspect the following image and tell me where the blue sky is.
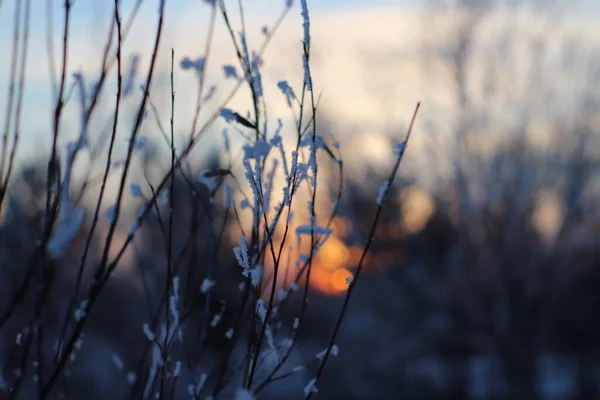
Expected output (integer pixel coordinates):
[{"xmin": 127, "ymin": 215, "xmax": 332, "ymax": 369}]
[
  {"xmin": 1, "ymin": 0, "xmax": 415, "ymax": 163},
  {"xmin": 1, "ymin": 0, "xmax": 598, "ymax": 165}
]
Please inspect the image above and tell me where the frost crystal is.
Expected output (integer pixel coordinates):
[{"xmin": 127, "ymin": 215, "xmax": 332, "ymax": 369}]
[
  {"xmin": 142, "ymin": 324, "xmax": 155, "ymax": 342},
  {"xmin": 112, "ymin": 354, "xmax": 124, "ymax": 371},
  {"xmin": 173, "ymin": 361, "xmax": 182, "ymax": 378},
  {"xmin": 222, "ymin": 128, "xmax": 230, "ymax": 152},
  {"xmin": 131, "ymin": 136, "xmax": 149, "ymax": 151},
  {"xmin": 189, "ymin": 373, "xmax": 208, "ymax": 397},
  {"xmin": 129, "ymin": 183, "xmax": 143, "ymax": 198},
  {"xmin": 251, "ymin": 265, "xmax": 263, "ymax": 287},
  {"xmin": 104, "ymin": 205, "xmax": 117, "ymax": 223},
  {"xmin": 48, "ymin": 204, "xmax": 85, "ymax": 259},
  {"xmin": 377, "ymin": 180, "xmax": 389, "ymax": 205},
  {"xmin": 300, "ymin": 0, "xmax": 310, "ymax": 48},
  {"xmin": 304, "ymin": 378, "xmax": 318, "ymax": 396},
  {"xmin": 210, "ymin": 314, "xmax": 222, "ymax": 328},
  {"xmin": 74, "ymin": 300, "xmax": 88, "ymax": 321},
  {"xmin": 278, "ymin": 288, "xmax": 288, "ymax": 302},
  {"xmin": 256, "ymin": 299, "xmax": 267, "ymax": 322},
  {"xmin": 122, "ymin": 54, "xmax": 140, "ymax": 98},
  {"xmin": 316, "ymin": 345, "xmax": 339, "ymax": 360},
  {"xmin": 157, "ymin": 190, "xmax": 169, "ymax": 206},
  {"xmin": 180, "ymin": 56, "xmax": 205, "ymax": 73},
  {"xmin": 235, "ymin": 388, "xmax": 255, "ymax": 400},
  {"xmin": 251, "ymin": 52, "xmax": 264, "ymax": 99},
  {"xmin": 233, "ymin": 236, "xmax": 251, "ymax": 276},
  {"xmin": 169, "ymin": 277, "xmax": 183, "ymax": 342},
  {"xmin": 202, "ymin": 85, "xmax": 216, "ymax": 103},
  {"xmin": 200, "ymin": 278, "xmax": 216, "ymax": 294},
  {"xmin": 277, "ymin": 80, "xmax": 296, "ymax": 107},
  {"xmin": 220, "ymin": 108, "xmax": 236, "ymax": 123},
  {"xmin": 394, "ymin": 141, "xmax": 407, "ymax": 156},
  {"xmin": 223, "ymin": 65, "xmax": 238, "ymax": 79}
]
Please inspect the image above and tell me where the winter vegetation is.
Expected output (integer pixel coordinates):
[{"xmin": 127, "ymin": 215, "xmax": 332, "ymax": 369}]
[{"xmin": 1, "ymin": 0, "xmax": 600, "ymax": 399}]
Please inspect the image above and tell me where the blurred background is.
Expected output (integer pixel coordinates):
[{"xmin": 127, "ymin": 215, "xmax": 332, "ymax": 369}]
[{"xmin": 1, "ymin": 0, "xmax": 600, "ymax": 398}]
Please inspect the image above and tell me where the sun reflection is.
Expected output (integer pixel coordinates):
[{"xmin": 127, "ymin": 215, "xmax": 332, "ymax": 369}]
[{"xmin": 259, "ymin": 185, "xmax": 436, "ymax": 296}]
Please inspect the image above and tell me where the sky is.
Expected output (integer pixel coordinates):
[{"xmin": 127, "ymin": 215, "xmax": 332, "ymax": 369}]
[
  {"xmin": 1, "ymin": 0, "xmax": 599, "ymax": 173},
  {"xmin": 0, "ymin": 0, "xmax": 414, "ymax": 163}
]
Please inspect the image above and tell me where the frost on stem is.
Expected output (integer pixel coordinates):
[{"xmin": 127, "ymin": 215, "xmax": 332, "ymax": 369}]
[
  {"xmin": 303, "ymin": 55, "xmax": 312, "ymax": 92},
  {"xmin": 47, "ymin": 104, "xmax": 89, "ymax": 259},
  {"xmin": 173, "ymin": 361, "xmax": 182, "ymax": 378},
  {"xmin": 377, "ymin": 180, "xmax": 389, "ymax": 205},
  {"xmin": 243, "ymin": 139, "xmax": 271, "ymax": 162},
  {"xmin": 295, "ymin": 224, "xmax": 332, "ymax": 250},
  {"xmin": 203, "ymin": 85, "xmax": 217, "ymax": 103},
  {"xmin": 239, "ymin": 32, "xmax": 251, "ymax": 76},
  {"xmin": 47, "ymin": 203, "xmax": 85, "ymax": 260},
  {"xmin": 223, "ymin": 64, "xmax": 238, "ymax": 79},
  {"xmin": 210, "ymin": 313, "xmax": 222, "ymax": 328},
  {"xmin": 74, "ymin": 299, "xmax": 88, "ymax": 322},
  {"xmin": 180, "ymin": 56, "xmax": 205, "ymax": 74},
  {"xmin": 220, "ymin": 108, "xmax": 236, "ymax": 124},
  {"xmin": 169, "ymin": 276, "xmax": 183, "ymax": 343},
  {"xmin": 157, "ymin": 190, "xmax": 169, "ymax": 206},
  {"xmin": 304, "ymin": 378, "xmax": 318, "ymax": 396},
  {"xmin": 222, "ymin": 128, "xmax": 230, "ymax": 152},
  {"xmin": 127, "ymin": 372, "xmax": 136, "ymax": 384},
  {"xmin": 394, "ymin": 141, "xmax": 407, "ymax": 156},
  {"xmin": 188, "ymin": 373, "xmax": 208, "ymax": 397},
  {"xmin": 72, "ymin": 72, "xmax": 89, "ymax": 149},
  {"xmin": 142, "ymin": 323, "xmax": 155, "ymax": 342},
  {"xmin": 278, "ymin": 288, "xmax": 288, "ymax": 302},
  {"xmin": 251, "ymin": 52, "xmax": 264, "ymax": 100},
  {"xmin": 316, "ymin": 344, "xmax": 339, "ymax": 360},
  {"xmin": 235, "ymin": 388, "xmax": 255, "ymax": 400},
  {"xmin": 277, "ymin": 80, "xmax": 296, "ymax": 107},
  {"xmin": 300, "ymin": 0, "xmax": 312, "ymax": 91},
  {"xmin": 256, "ymin": 299, "xmax": 267, "ymax": 322},
  {"xmin": 240, "ymin": 199, "xmax": 250, "ymax": 209},
  {"xmin": 233, "ymin": 235, "xmax": 251, "ymax": 276},
  {"xmin": 251, "ymin": 264, "xmax": 263, "ymax": 287},
  {"xmin": 200, "ymin": 278, "xmax": 216, "ymax": 294},
  {"xmin": 243, "ymin": 159, "xmax": 261, "ymax": 206},
  {"xmin": 128, "ymin": 136, "xmax": 149, "ymax": 152},
  {"xmin": 129, "ymin": 183, "xmax": 143, "ymax": 198},
  {"xmin": 112, "ymin": 354, "xmax": 124, "ymax": 371},
  {"xmin": 104, "ymin": 205, "xmax": 117, "ymax": 223},
  {"xmin": 143, "ymin": 324, "xmax": 166, "ymax": 399},
  {"xmin": 122, "ymin": 54, "xmax": 140, "ymax": 98}
]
